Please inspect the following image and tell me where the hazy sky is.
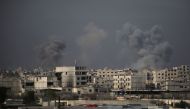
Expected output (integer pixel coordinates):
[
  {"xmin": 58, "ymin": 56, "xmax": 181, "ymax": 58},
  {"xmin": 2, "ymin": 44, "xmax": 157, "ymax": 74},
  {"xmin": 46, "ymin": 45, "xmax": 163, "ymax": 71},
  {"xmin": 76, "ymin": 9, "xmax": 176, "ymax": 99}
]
[{"xmin": 0, "ymin": 0, "xmax": 190, "ymax": 69}]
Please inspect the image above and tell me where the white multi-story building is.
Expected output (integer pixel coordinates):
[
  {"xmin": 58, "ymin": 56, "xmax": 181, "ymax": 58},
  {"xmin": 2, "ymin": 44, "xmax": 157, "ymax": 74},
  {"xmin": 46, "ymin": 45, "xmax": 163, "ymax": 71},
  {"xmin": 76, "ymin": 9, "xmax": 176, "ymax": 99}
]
[
  {"xmin": 113, "ymin": 69, "xmax": 146, "ymax": 91},
  {"xmin": 92, "ymin": 68, "xmax": 121, "ymax": 92},
  {"xmin": 55, "ymin": 66, "xmax": 88, "ymax": 92},
  {"xmin": 24, "ymin": 72, "xmax": 59, "ymax": 91},
  {"xmin": 153, "ymin": 65, "xmax": 190, "ymax": 91}
]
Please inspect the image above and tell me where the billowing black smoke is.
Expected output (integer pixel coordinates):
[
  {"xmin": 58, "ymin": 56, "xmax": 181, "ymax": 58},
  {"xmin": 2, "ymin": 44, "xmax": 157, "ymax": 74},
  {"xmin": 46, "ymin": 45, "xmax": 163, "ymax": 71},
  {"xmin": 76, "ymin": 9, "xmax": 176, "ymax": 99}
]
[
  {"xmin": 38, "ymin": 40, "xmax": 66, "ymax": 67},
  {"xmin": 116, "ymin": 23, "xmax": 173, "ymax": 69}
]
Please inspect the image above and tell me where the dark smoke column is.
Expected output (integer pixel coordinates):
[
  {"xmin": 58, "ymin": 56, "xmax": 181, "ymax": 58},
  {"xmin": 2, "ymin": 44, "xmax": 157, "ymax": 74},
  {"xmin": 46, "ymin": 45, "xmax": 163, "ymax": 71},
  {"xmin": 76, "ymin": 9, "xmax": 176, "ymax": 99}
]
[
  {"xmin": 117, "ymin": 22, "xmax": 173, "ymax": 69},
  {"xmin": 38, "ymin": 40, "xmax": 66, "ymax": 68}
]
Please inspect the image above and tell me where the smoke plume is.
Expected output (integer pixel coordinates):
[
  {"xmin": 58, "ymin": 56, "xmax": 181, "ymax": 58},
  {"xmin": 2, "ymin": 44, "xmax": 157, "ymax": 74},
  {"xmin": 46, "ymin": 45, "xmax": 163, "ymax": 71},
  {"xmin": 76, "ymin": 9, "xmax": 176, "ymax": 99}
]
[
  {"xmin": 116, "ymin": 22, "xmax": 173, "ymax": 69},
  {"xmin": 77, "ymin": 22, "xmax": 107, "ymax": 65},
  {"xmin": 38, "ymin": 40, "xmax": 66, "ymax": 67}
]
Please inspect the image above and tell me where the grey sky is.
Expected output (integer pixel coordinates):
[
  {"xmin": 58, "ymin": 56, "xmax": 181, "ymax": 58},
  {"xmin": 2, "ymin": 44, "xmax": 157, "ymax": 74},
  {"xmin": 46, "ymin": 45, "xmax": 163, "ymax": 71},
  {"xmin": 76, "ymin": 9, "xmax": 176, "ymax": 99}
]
[{"xmin": 0, "ymin": 0, "xmax": 190, "ymax": 69}]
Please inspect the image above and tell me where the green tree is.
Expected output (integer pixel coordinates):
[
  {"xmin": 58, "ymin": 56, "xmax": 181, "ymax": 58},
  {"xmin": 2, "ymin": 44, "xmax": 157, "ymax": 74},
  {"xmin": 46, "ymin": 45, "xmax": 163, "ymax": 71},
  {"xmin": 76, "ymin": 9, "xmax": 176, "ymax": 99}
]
[
  {"xmin": 23, "ymin": 91, "xmax": 36, "ymax": 105},
  {"xmin": 43, "ymin": 89, "xmax": 57, "ymax": 106},
  {"xmin": 0, "ymin": 87, "xmax": 7, "ymax": 104}
]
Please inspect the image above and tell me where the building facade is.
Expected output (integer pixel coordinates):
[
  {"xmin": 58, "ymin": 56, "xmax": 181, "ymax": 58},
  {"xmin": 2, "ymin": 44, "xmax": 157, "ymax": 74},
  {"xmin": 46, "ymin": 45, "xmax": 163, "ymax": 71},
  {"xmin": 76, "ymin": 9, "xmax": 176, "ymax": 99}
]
[
  {"xmin": 113, "ymin": 69, "xmax": 146, "ymax": 91},
  {"xmin": 55, "ymin": 66, "xmax": 89, "ymax": 93},
  {"xmin": 92, "ymin": 68, "xmax": 120, "ymax": 92},
  {"xmin": 153, "ymin": 65, "xmax": 190, "ymax": 91}
]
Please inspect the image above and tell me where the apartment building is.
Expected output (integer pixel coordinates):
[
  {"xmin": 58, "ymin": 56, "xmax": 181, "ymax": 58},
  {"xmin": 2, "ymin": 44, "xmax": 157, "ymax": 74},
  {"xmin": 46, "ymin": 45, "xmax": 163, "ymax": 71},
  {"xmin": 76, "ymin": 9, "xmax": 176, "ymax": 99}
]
[
  {"xmin": 113, "ymin": 69, "xmax": 146, "ymax": 91},
  {"xmin": 92, "ymin": 68, "xmax": 120, "ymax": 92},
  {"xmin": 24, "ymin": 72, "xmax": 59, "ymax": 91},
  {"xmin": 55, "ymin": 66, "xmax": 88, "ymax": 92},
  {"xmin": 153, "ymin": 65, "xmax": 190, "ymax": 91},
  {"xmin": 141, "ymin": 69, "xmax": 155, "ymax": 89},
  {"xmin": 0, "ymin": 76, "xmax": 23, "ymax": 96}
]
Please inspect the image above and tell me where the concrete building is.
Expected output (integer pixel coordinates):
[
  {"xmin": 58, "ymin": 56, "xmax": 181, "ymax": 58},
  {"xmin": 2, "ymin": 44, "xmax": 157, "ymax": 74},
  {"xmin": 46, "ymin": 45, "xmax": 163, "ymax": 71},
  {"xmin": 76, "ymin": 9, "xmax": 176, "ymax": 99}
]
[
  {"xmin": 92, "ymin": 68, "xmax": 121, "ymax": 92},
  {"xmin": 72, "ymin": 85, "xmax": 95, "ymax": 95},
  {"xmin": 0, "ymin": 76, "xmax": 23, "ymax": 96},
  {"xmin": 55, "ymin": 66, "xmax": 88, "ymax": 93},
  {"xmin": 153, "ymin": 65, "xmax": 190, "ymax": 91},
  {"xmin": 141, "ymin": 69, "xmax": 155, "ymax": 90},
  {"xmin": 24, "ymin": 72, "xmax": 59, "ymax": 91},
  {"xmin": 113, "ymin": 69, "xmax": 146, "ymax": 91}
]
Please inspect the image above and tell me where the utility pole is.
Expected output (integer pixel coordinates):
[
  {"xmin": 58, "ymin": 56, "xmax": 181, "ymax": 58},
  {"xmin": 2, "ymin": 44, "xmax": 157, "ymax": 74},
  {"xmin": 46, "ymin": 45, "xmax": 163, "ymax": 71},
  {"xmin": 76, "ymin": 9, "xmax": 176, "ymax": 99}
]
[{"xmin": 58, "ymin": 96, "xmax": 61, "ymax": 109}]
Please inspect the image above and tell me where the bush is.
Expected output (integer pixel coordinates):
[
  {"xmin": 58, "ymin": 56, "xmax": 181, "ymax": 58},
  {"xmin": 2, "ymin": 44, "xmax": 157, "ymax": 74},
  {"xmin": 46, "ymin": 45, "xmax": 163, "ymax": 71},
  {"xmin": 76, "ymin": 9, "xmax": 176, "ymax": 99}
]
[
  {"xmin": 23, "ymin": 91, "xmax": 36, "ymax": 105},
  {"xmin": 0, "ymin": 87, "xmax": 7, "ymax": 104},
  {"xmin": 174, "ymin": 101, "xmax": 189, "ymax": 108}
]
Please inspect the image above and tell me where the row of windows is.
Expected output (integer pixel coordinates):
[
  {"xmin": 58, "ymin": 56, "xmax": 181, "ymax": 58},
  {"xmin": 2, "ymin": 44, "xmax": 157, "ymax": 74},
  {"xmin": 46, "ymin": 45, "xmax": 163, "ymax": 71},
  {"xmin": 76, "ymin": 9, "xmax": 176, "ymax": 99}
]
[
  {"xmin": 63, "ymin": 72, "xmax": 87, "ymax": 75},
  {"xmin": 114, "ymin": 78, "xmax": 131, "ymax": 81},
  {"xmin": 114, "ymin": 83, "xmax": 130, "ymax": 86},
  {"xmin": 116, "ymin": 85, "xmax": 130, "ymax": 88},
  {"xmin": 77, "ymin": 77, "xmax": 87, "ymax": 80},
  {"xmin": 75, "ymin": 72, "xmax": 87, "ymax": 75},
  {"xmin": 97, "ymin": 72, "xmax": 118, "ymax": 74},
  {"xmin": 179, "ymin": 86, "xmax": 188, "ymax": 88},
  {"xmin": 75, "ymin": 66, "xmax": 86, "ymax": 70},
  {"xmin": 76, "ymin": 82, "xmax": 87, "ymax": 85},
  {"xmin": 158, "ymin": 75, "xmax": 187, "ymax": 79},
  {"xmin": 158, "ymin": 73, "xmax": 177, "ymax": 76},
  {"xmin": 99, "ymin": 75, "xmax": 115, "ymax": 77}
]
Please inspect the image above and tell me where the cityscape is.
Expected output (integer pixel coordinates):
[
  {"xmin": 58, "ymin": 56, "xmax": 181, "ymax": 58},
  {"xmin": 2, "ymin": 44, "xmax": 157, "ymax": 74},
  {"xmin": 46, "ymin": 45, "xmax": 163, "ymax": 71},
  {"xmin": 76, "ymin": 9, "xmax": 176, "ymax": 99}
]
[
  {"xmin": 1, "ymin": 0, "xmax": 190, "ymax": 109},
  {"xmin": 0, "ymin": 65, "xmax": 190, "ymax": 108}
]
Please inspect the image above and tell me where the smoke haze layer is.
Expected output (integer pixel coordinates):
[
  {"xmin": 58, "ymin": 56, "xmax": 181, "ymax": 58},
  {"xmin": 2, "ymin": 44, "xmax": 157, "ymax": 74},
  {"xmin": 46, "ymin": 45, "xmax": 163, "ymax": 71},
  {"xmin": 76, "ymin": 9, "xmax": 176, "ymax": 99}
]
[{"xmin": 116, "ymin": 23, "xmax": 173, "ymax": 69}]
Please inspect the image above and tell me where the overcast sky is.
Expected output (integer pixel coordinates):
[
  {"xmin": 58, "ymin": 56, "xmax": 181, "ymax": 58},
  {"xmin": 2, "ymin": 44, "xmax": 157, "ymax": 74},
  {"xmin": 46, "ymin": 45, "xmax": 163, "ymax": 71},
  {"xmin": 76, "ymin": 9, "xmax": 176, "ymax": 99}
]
[{"xmin": 0, "ymin": 0, "xmax": 190, "ymax": 69}]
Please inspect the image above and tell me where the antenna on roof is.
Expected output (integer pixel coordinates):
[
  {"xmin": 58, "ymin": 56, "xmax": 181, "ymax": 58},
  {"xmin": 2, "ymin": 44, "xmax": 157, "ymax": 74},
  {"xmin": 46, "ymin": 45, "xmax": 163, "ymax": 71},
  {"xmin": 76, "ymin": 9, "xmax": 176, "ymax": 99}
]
[{"xmin": 75, "ymin": 60, "xmax": 77, "ymax": 66}]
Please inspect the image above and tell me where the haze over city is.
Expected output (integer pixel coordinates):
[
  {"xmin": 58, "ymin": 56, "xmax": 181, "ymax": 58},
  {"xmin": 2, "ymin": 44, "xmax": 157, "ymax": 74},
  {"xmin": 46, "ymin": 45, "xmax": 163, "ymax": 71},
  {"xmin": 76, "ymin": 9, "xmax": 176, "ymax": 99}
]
[{"xmin": 1, "ymin": 0, "xmax": 190, "ymax": 69}]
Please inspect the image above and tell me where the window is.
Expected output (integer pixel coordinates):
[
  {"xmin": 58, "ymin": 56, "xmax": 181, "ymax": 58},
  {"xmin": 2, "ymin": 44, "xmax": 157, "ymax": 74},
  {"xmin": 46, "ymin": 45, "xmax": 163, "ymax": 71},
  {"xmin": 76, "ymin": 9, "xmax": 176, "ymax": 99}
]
[
  {"xmin": 81, "ymin": 82, "xmax": 86, "ymax": 85},
  {"xmin": 78, "ymin": 91, "xmax": 81, "ymax": 94},
  {"xmin": 82, "ymin": 72, "xmax": 86, "ymax": 75},
  {"xmin": 75, "ymin": 72, "xmax": 80, "ymax": 75},
  {"xmin": 26, "ymin": 82, "xmax": 34, "ymax": 86},
  {"xmin": 77, "ymin": 77, "xmax": 80, "ymax": 80},
  {"xmin": 89, "ymin": 89, "xmax": 92, "ymax": 92},
  {"xmin": 47, "ymin": 82, "xmax": 53, "ymax": 86},
  {"xmin": 81, "ymin": 77, "xmax": 86, "ymax": 80}
]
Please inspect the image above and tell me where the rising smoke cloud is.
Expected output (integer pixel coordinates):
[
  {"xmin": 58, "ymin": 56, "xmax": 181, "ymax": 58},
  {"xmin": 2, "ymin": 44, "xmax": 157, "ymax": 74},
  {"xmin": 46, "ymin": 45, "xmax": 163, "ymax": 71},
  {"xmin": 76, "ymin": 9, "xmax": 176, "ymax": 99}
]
[
  {"xmin": 38, "ymin": 40, "xmax": 66, "ymax": 67},
  {"xmin": 116, "ymin": 22, "xmax": 173, "ymax": 69},
  {"xmin": 77, "ymin": 22, "xmax": 107, "ymax": 65}
]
